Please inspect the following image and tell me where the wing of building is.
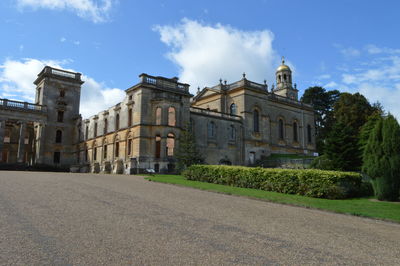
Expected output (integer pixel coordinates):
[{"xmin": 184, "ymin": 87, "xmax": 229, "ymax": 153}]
[{"xmin": 0, "ymin": 58, "xmax": 315, "ymax": 173}]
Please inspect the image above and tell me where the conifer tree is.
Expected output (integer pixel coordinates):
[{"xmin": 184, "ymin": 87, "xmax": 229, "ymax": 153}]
[
  {"xmin": 175, "ymin": 124, "xmax": 204, "ymax": 173},
  {"xmin": 362, "ymin": 115, "xmax": 400, "ymax": 201}
]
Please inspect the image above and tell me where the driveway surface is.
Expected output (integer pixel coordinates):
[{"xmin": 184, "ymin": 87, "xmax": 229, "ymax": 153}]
[{"xmin": 0, "ymin": 171, "xmax": 399, "ymax": 265}]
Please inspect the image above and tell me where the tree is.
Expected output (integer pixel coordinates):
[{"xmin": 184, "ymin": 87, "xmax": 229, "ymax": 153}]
[
  {"xmin": 362, "ymin": 115, "xmax": 400, "ymax": 201},
  {"xmin": 324, "ymin": 121, "xmax": 359, "ymax": 171},
  {"xmin": 359, "ymin": 112, "xmax": 383, "ymax": 156},
  {"xmin": 301, "ymin": 86, "xmax": 341, "ymax": 153},
  {"xmin": 175, "ymin": 124, "xmax": 204, "ymax": 173}
]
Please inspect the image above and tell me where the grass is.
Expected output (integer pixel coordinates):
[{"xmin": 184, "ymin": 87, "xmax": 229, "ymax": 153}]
[{"xmin": 146, "ymin": 174, "xmax": 400, "ymax": 223}]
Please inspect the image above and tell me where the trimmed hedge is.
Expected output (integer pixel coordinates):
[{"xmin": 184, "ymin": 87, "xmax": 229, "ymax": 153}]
[{"xmin": 183, "ymin": 165, "xmax": 364, "ymax": 199}]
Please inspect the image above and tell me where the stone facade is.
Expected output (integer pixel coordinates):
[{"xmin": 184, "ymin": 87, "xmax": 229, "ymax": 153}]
[{"xmin": 0, "ymin": 59, "xmax": 316, "ymax": 173}]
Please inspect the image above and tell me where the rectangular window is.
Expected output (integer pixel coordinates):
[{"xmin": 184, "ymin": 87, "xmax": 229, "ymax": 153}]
[
  {"xmin": 103, "ymin": 145, "xmax": 108, "ymax": 159},
  {"xmin": 54, "ymin": 152, "xmax": 61, "ymax": 164},
  {"xmin": 115, "ymin": 142, "xmax": 120, "ymax": 157},
  {"xmin": 128, "ymin": 139, "xmax": 132, "ymax": 155},
  {"xmin": 57, "ymin": 111, "xmax": 64, "ymax": 122}
]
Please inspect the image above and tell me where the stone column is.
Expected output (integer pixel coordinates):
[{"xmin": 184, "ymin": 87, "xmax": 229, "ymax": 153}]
[
  {"xmin": 36, "ymin": 123, "xmax": 46, "ymax": 164},
  {"xmin": 17, "ymin": 121, "xmax": 27, "ymax": 163},
  {"xmin": 0, "ymin": 120, "xmax": 5, "ymax": 162}
]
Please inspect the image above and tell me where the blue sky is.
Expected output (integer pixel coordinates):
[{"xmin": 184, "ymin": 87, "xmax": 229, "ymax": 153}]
[{"xmin": 1, "ymin": 0, "xmax": 400, "ymax": 118}]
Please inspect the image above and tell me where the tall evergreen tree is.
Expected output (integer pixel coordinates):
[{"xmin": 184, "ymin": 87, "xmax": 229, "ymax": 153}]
[
  {"xmin": 175, "ymin": 124, "xmax": 204, "ymax": 173},
  {"xmin": 301, "ymin": 86, "xmax": 340, "ymax": 153},
  {"xmin": 324, "ymin": 121, "xmax": 359, "ymax": 171},
  {"xmin": 362, "ymin": 115, "xmax": 400, "ymax": 201}
]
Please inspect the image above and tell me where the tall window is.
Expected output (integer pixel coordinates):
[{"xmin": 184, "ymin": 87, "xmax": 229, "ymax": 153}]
[
  {"xmin": 94, "ymin": 147, "xmax": 97, "ymax": 161},
  {"xmin": 253, "ymin": 110, "xmax": 259, "ymax": 133},
  {"xmin": 103, "ymin": 144, "xmax": 108, "ymax": 159},
  {"xmin": 104, "ymin": 119, "xmax": 108, "ymax": 134},
  {"xmin": 55, "ymin": 130, "xmax": 62, "ymax": 143},
  {"xmin": 128, "ymin": 139, "xmax": 132, "ymax": 155},
  {"xmin": 208, "ymin": 121, "xmax": 216, "ymax": 138},
  {"xmin": 128, "ymin": 108, "xmax": 133, "ymax": 127},
  {"xmin": 115, "ymin": 114, "xmax": 120, "ymax": 130},
  {"xmin": 168, "ymin": 107, "xmax": 176, "ymax": 126},
  {"xmin": 278, "ymin": 119, "xmax": 284, "ymax": 140},
  {"xmin": 155, "ymin": 135, "xmax": 161, "ymax": 158},
  {"xmin": 230, "ymin": 103, "xmax": 237, "ymax": 115},
  {"xmin": 229, "ymin": 125, "xmax": 236, "ymax": 141},
  {"xmin": 293, "ymin": 122, "xmax": 298, "ymax": 142},
  {"xmin": 59, "ymin": 90, "xmax": 65, "ymax": 97},
  {"xmin": 307, "ymin": 124, "xmax": 312, "ymax": 144},
  {"xmin": 94, "ymin": 122, "xmax": 98, "ymax": 137},
  {"xmin": 53, "ymin": 151, "xmax": 61, "ymax": 164},
  {"xmin": 85, "ymin": 126, "xmax": 89, "ymax": 140},
  {"xmin": 57, "ymin": 111, "xmax": 64, "ymax": 122},
  {"xmin": 156, "ymin": 107, "xmax": 162, "ymax": 125},
  {"xmin": 166, "ymin": 133, "xmax": 175, "ymax": 156},
  {"xmin": 115, "ymin": 142, "xmax": 120, "ymax": 157}
]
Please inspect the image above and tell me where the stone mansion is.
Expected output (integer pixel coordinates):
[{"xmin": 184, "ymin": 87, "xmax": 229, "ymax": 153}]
[{"xmin": 0, "ymin": 58, "xmax": 315, "ymax": 173}]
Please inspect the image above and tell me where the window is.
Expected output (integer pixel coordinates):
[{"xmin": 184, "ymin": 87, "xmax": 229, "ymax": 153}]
[
  {"xmin": 55, "ymin": 130, "xmax": 62, "ymax": 143},
  {"xmin": 115, "ymin": 142, "xmax": 120, "ymax": 157},
  {"xmin": 168, "ymin": 107, "xmax": 176, "ymax": 126},
  {"xmin": 307, "ymin": 124, "xmax": 312, "ymax": 144},
  {"xmin": 103, "ymin": 145, "xmax": 108, "ymax": 159},
  {"xmin": 253, "ymin": 110, "xmax": 259, "ymax": 133},
  {"xmin": 94, "ymin": 123, "xmax": 98, "ymax": 137},
  {"xmin": 208, "ymin": 121, "xmax": 216, "ymax": 138},
  {"xmin": 293, "ymin": 122, "xmax": 298, "ymax": 142},
  {"xmin": 229, "ymin": 125, "xmax": 236, "ymax": 141},
  {"xmin": 115, "ymin": 114, "xmax": 120, "ymax": 130},
  {"xmin": 284, "ymin": 74, "xmax": 287, "ymax": 81},
  {"xmin": 278, "ymin": 75, "xmax": 281, "ymax": 82},
  {"xmin": 4, "ymin": 129, "xmax": 10, "ymax": 143},
  {"xmin": 104, "ymin": 119, "xmax": 108, "ymax": 134},
  {"xmin": 85, "ymin": 149, "xmax": 88, "ymax": 162},
  {"xmin": 57, "ymin": 111, "xmax": 64, "ymax": 122},
  {"xmin": 166, "ymin": 133, "xmax": 175, "ymax": 157},
  {"xmin": 85, "ymin": 126, "xmax": 89, "ymax": 140},
  {"xmin": 53, "ymin": 152, "xmax": 61, "ymax": 164},
  {"xmin": 59, "ymin": 90, "xmax": 65, "ymax": 97},
  {"xmin": 154, "ymin": 163, "xmax": 160, "ymax": 173},
  {"xmin": 128, "ymin": 108, "xmax": 133, "ymax": 127},
  {"xmin": 278, "ymin": 119, "xmax": 284, "ymax": 140},
  {"xmin": 156, "ymin": 107, "xmax": 162, "ymax": 125},
  {"xmin": 230, "ymin": 103, "xmax": 237, "ymax": 115},
  {"xmin": 128, "ymin": 139, "xmax": 132, "ymax": 155},
  {"xmin": 155, "ymin": 135, "xmax": 161, "ymax": 158},
  {"xmin": 94, "ymin": 147, "xmax": 97, "ymax": 161}
]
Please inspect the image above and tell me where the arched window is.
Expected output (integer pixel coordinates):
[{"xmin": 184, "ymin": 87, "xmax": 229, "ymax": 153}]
[
  {"xmin": 230, "ymin": 103, "xmax": 237, "ymax": 115},
  {"xmin": 156, "ymin": 107, "xmax": 162, "ymax": 125},
  {"xmin": 253, "ymin": 110, "xmax": 259, "ymax": 133},
  {"xmin": 208, "ymin": 121, "xmax": 216, "ymax": 138},
  {"xmin": 293, "ymin": 122, "xmax": 298, "ymax": 142},
  {"xmin": 115, "ymin": 114, "xmax": 120, "ymax": 131},
  {"xmin": 94, "ymin": 122, "xmax": 98, "ymax": 137},
  {"xmin": 307, "ymin": 124, "xmax": 312, "ymax": 144},
  {"xmin": 55, "ymin": 130, "xmax": 62, "ymax": 143},
  {"xmin": 168, "ymin": 107, "xmax": 176, "ymax": 126},
  {"xmin": 115, "ymin": 142, "xmax": 120, "ymax": 157},
  {"xmin": 278, "ymin": 75, "xmax": 281, "ymax": 82},
  {"xmin": 104, "ymin": 119, "xmax": 108, "ymax": 134},
  {"xmin": 166, "ymin": 133, "xmax": 175, "ymax": 156},
  {"xmin": 128, "ymin": 108, "xmax": 133, "ymax": 127},
  {"xmin": 229, "ymin": 125, "xmax": 236, "ymax": 141},
  {"xmin": 155, "ymin": 135, "xmax": 161, "ymax": 158},
  {"xmin": 278, "ymin": 119, "xmax": 284, "ymax": 140}
]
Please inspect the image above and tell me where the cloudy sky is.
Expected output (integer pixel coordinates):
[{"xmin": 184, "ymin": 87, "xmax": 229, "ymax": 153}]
[{"xmin": 1, "ymin": 0, "xmax": 400, "ymax": 118}]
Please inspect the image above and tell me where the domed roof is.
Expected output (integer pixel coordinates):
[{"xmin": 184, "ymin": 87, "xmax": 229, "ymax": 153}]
[{"xmin": 276, "ymin": 57, "xmax": 291, "ymax": 72}]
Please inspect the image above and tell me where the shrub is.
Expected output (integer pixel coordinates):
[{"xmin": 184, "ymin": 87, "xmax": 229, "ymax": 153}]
[
  {"xmin": 183, "ymin": 165, "xmax": 363, "ymax": 199},
  {"xmin": 310, "ymin": 155, "xmax": 335, "ymax": 170}
]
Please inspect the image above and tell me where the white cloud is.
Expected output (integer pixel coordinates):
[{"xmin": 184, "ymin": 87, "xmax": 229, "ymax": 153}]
[
  {"xmin": 154, "ymin": 19, "xmax": 280, "ymax": 92},
  {"xmin": 365, "ymin": 44, "xmax": 400, "ymax": 55},
  {"xmin": 16, "ymin": 0, "xmax": 115, "ymax": 23},
  {"xmin": 324, "ymin": 81, "xmax": 338, "ymax": 88},
  {"xmin": 73, "ymin": 40, "xmax": 80, "ymax": 45},
  {"xmin": 340, "ymin": 47, "xmax": 360, "ymax": 58},
  {"xmin": 0, "ymin": 58, "xmax": 125, "ymax": 118},
  {"xmin": 60, "ymin": 37, "xmax": 66, "ymax": 42},
  {"xmin": 316, "ymin": 74, "xmax": 331, "ymax": 80}
]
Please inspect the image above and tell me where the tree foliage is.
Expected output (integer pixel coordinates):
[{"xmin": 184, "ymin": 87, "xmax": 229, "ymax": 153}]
[
  {"xmin": 362, "ymin": 115, "xmax": 400, "ymax": 201},
  {"xmin": 301, "ymin": 86, "xmax": 340, "ymax": 153},
  {"xmin": 175, "ymin": 124, "xmax": 204, "ymax": 173}
]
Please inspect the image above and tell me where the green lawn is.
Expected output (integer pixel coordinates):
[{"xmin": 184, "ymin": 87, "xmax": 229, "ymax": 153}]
[{"xmin": 146, "ymin": 174, "xmax": 400, "ymax": 223}]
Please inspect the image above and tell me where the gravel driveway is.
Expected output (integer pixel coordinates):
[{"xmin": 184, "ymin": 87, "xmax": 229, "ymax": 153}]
[{"xmin": 0, "ymin": 171, "xmax": 399, "ymax": 265}]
